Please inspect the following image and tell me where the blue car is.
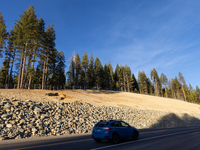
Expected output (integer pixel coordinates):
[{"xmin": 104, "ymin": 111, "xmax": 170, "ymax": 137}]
[{"xmin": 92, "ymin": 120, "xmax": 139, "ymax": 144}]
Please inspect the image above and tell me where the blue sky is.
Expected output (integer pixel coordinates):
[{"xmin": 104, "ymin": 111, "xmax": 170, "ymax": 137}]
[{"xmin": 0, "ymin": 0, "xmax": 200, "ymax": 88}]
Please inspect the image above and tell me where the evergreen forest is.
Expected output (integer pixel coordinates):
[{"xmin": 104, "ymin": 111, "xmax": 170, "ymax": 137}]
[{"xmin": 0, "ymin": 6, "xmax": 199, "ymax": 104}]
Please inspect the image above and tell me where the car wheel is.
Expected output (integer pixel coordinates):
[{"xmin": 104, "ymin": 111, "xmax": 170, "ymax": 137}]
[
  {"xmin": 112, "ymin": 133, "xmax": 120, "ymax": 144},
  {"xmin": 132, "ymin": 130, "xmax": 139, "ymax": 140},
  {"xmin": 94, "ymin": 139, "xmax": 102, "ymax": 143}
]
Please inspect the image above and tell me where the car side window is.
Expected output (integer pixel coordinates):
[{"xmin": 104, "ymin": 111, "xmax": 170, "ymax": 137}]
[
  {"xmin": 121, "ymin": 122, "xmax": 129, "ymax": 127},
  {"xmin": 111, "ymin": 122, "xmax": 121, "ymax": 127}
]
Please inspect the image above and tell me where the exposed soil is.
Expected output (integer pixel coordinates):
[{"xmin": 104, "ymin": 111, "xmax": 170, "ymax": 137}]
[{"xmin": 0, "ymin": 89, "xmax": 200, "ymax": 115}]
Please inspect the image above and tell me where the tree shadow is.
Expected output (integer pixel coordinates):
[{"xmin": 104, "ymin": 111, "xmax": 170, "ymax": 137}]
[
  {"xmin": 66, "ymin": 89, "xmax": 121, "ymax": 94},
  {"xmin": 150, "ymin": 113, "xmax": 200, "ymax": 128},
  {"xmin": 87, "ymin": 89, "xmax": 120, "ymax": 94}
]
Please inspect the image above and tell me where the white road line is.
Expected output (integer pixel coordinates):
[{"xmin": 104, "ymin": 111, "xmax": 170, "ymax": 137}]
[{"xmin": 90, "ymin": 129, "xmax": 200, "ymax": 150}]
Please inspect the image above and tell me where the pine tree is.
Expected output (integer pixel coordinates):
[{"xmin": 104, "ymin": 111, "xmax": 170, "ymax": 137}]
[
  {"xmin": 147, "ymin": 77, "xmax": 154, "ymax": 95},
  {"xmin": 94, "ymin": 57, "xmax": 103, "ymax": 90},
  {"xmin": 48, "ymin": 48, "xmax": 59, "ymax": 83},
  {"xmin": 0, "ymin": 57, "xmax": 9, "ymax": 86},
  {"xmin": 119, "ymin": 65, "xmax": 126, "ymax": 92},
  {"xmin": 67, "ymin": 54, "xmax": 76, "ymax": 89},
  {"xmin": 0, "ymin": 11, "xmax": 8, "ymax": 58},
  {"xmin": 131, "ymin": 73, "xmax": 139, "ymax": 92},
  {"xmin": 49, "ymin": 50, "xmax": 65, "ymax": 88},
  {"xmin": 103, "ymin": 63, "xmax": 109, "ymax": 89},
  {"xmin": 125, "ymin": 65, "xmax": 133, "ymax": 92},
  {"xmin": 160, "ymin": 73, "xmax": 168, "ymax": 98},
  {"xmin": 114, "ymin": 64, "xmax": 120, "ymax": 89},
  {"xmin": 82, "ymin": 51, "xmax": 89, "ymax": 90},
  {"xmin": 178, "ymin": 72, "xmax": 186, "ymax": 101},
  {"xmin": 4, "ymin": 47, "xmax": 11, "ymax": 86},
  {"xmin": 138, "ymin": 70, "xmax": 148, "ymax": 94},
  {"xmin": 195, "ymin": 86, "xmax": 200, "ymax": 103},
  {"xmin": 79, "ymin": 68, "xmax": 85, "ymax": 88},
  {"xmin": 116, "ymin": 81, "xmax": 119, "ymax": 90},
  {"xmin": 40, "ymin": 24, "xmax": 56, "ymax": 89},
  {"xmin": 75, "ymin": 53, "xmax": 81, "ymax": 88},
  {"xmin": 13, "ymin": 6, "xmax": 38, "ymax": 89},
  {"xmin": 173, "ymin": 77, "xmax": 182, "ymax": 100},
  {"xmin": 151, "ymin": 68, "xmax": 160, "ymax": 96},
  {"xmin": 28, "ymin": 18, "xmax": 45, "ymax": 89},
  {"xmin": 87, "ymin": 53, "xmax": 95, "ymax": 88},
  {"xmin": 7, "ymin": 30, "xmax": 17, "ymax": 87},
  {"xmin": 189, "ymin": 83, "xmax": 195, "ymax": 102},
  {"xmin": 108, "ymin": 61, "xmax": 114, "ymax": 89},
  {"xmin": 32, "ymin": 65, "xmax": 43, "ymax": 85},
  {"xmin": 169, "ymin": 77, "xmax": 175, "ymax": 99}
]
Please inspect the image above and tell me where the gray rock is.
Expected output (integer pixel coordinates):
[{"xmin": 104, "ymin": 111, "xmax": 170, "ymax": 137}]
[
  {"xmin": 1, "ymin": 114, "xmax": 8, "ymax": 118},
  {"xmin": 6, "ymin": 124, "xmax": 12, "ymax": 128},
  {"xmin": 0, "ymin": 98, "xmax": 200, "ymax": 140},
  {"xmin": 34, "ymin": 108, "xmax": 42, "ymax": 114}
]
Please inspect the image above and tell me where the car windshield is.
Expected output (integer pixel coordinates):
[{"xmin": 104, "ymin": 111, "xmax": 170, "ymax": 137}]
[{"xmin": 95, "ymin": 122, "xmax": 109, "ymax": 127}]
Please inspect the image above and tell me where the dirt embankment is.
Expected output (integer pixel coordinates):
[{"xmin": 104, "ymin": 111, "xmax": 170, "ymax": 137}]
[{"xmin": 0, "ymin": 89, "xmax": 200, "ymax": 115}]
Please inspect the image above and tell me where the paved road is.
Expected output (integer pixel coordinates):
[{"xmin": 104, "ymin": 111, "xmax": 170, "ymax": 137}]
[{"xmin": 1, "ymin": 126, "xmax": 200, "ymax": 150}]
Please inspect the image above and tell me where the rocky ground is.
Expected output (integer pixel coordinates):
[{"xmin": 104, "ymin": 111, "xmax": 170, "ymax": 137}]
[{"xmin": 1, "ymin": 97, "xmax": 200, "ymax": 141}]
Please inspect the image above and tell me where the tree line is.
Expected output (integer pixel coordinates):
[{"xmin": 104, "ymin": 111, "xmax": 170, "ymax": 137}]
[
  {"xmin": 67, "ymin": 52, "xmax": 139, "ymax": 92},
  {"xmin": 0, "ymin": 6, "xmax": 199, "ymax": 104},
  {"xmin": 138, "ymin": 69, "xmax": 200, "ymax": 104},
  {"xmin": 67, "ymin": 52, "xmax": 200, "ymax": 104},
  {"xmin": 0, "ymin": 6, "xmax": 66, "ymax": 89}
]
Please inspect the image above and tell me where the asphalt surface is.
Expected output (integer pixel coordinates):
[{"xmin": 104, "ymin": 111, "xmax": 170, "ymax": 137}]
[{"xmin": 0, "ymin": 126, "xmax": 200, "ymax": 150}]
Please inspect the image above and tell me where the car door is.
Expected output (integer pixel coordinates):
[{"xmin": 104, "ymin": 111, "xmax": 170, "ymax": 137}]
[
  {"xmin": 120, "ymin": 121, "xmax": 131, "ymax": 138},
  {"xmin": 111, "ymin": 121, "xmax": 125, "ymax": 138}
]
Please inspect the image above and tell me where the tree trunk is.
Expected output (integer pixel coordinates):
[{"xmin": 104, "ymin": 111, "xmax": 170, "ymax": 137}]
[
  {"xmin": 160, "ymin": 84, "xmax": 163, "ymax": 97},
  {"xmin": 127, "ymin": 77, "xmax": 130, "ymax": 92},
  {"xmin": 5, "ymin": 66, "xmax": 8, "ymax": 85},
  {"xmin": 28, "ymin": 55, "xmax": 36, "ymax": 90},
  {"xmin": 156, "ymin": 79, "xmax": 159, "ymax": 96},
  {"xmin": 28, "ymin": 76, "xmax": 32, "ymax": 90},
  {"xmin": 5, "ymin": 57, "xmax": 10, "ymax": 87},
  {"xmin": 45, "ymin": 56, "xmax": 48, "ymax": 87},
  {"xmin": 8, "ymin": 50, "xmax": 15, "ymax": 86},
  {"xmin": 5, "ymin": 72, "xmax": 8, "ymax": 88},
  {"xmin": 24, "ymin": 55, "xmax": 31, "ymax": 88},
  {"xmin": 123, "ymin": 71, "xmax": 126, "ymax": 92},
  {"xmin": 84, "ymin": 69, "xmax": 86, "ymax": 90},
  {"xmin": 165, "ymin": 86, "xmax": 168, "ymax": 98},
  {"xmin": 177, "ymin": 88, "xmax": 181, "ymax": 100},
  {"xmin": 42, "ymin": 60, "xmax": 46, "ymax": 90},
  {"xmin": 97, "ymin": 76, "xmax": 99, "ymax": 90},
  {"xmin": 145, "ymin": 85, "xmax": 148, "ymax": 94},
  {"xmin": 20, "ymin": 42, "xmax": 28, "ymax": 89},
  {"xmin": 170, "ymin": 80, "xmax": 175, "ymax": 99},
  {"xmin": 17, "ymin": 56, "xmax": 23, "ymax": 89},
  {"xmin": 20, "ymin": 55, "xmax": 26, "ymax": 89},
  {"xmin": 182, "ymin": 85, "xmax": 186, "ymax": 101}
]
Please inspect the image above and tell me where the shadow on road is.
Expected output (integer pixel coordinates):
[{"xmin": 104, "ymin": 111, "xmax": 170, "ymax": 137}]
[{"xmin": 150, "ymin": 113, "xmax": 200, "ymax": 128}]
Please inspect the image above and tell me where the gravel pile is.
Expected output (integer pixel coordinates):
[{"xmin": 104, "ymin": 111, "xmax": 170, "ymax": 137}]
[{"xmin": 0, "ymin": 98, "xmax": 200, "ymax": 140}]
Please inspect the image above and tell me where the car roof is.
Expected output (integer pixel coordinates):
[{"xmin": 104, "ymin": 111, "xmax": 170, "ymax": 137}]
[{"xmin": 99, "ymin": 120, "xmax": 122, "ymax": 123}]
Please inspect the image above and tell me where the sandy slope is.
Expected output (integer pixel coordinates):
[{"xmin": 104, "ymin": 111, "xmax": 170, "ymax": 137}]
[{"xmin": 0, "ymin": 89, "xmax": 200, "ymax": 115}]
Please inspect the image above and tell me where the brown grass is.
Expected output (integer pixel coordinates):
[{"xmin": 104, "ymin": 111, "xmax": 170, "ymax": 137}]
[{"xmin": 0, "ymin": 89, "xmax": 200, "ymax": 115}]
